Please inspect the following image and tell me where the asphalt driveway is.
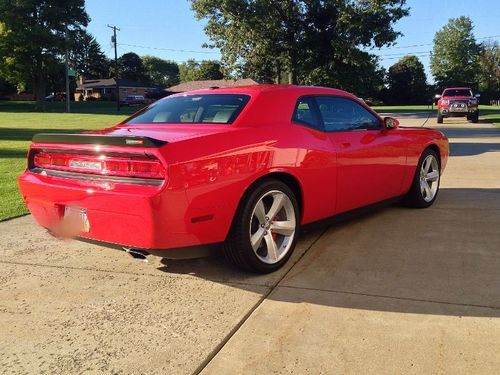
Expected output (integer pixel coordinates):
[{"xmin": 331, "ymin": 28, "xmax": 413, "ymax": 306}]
[{"xmin": 1, "ymin": 116, "xmax": 499, "ymax": 374}]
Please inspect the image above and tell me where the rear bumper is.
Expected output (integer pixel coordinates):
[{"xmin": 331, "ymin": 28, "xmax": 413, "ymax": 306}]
[{"xmin": 17, "ymin": 170, "xmax": 217, "ymax": 251}]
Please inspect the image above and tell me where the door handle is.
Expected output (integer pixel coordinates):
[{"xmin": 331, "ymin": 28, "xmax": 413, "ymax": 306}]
[{"xmin": 341, "ymin": 141, "xmax": 351, "ymax": 148}]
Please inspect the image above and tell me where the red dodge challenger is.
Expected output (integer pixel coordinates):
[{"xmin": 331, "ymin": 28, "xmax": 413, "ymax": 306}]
[{"xmin": 18, "ymin": 85, "xmax": 448, "ymax": 273}]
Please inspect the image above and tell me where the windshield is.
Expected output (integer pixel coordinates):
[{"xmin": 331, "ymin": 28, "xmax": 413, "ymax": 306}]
[
  {"xmin": 443, "ymin": 89, "xmax": 473, "ymax": 97},
  {"xmin": 125, "ymin": 94, "xmax": 250, "ymax": 125}
]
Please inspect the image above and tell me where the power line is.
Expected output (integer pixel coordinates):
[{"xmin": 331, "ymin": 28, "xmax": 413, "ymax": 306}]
[
  {"xmin": 117, "ymin": 43, "xmax": 218, "ymax": 54},
  {"xmin": 373, "ymin": 34, "xmax": 500, "ymax": 50}
]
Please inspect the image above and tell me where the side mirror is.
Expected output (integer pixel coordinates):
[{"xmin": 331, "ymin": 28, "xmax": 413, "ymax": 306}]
[
  {"xmin": 435, "ymin": 94, "xmax": 441, "ymax": 99},
  {"xmin": 475, "ymin": 93, "xmax": 481, "ymax": 98},
  {"xmin": 384, "ymin": 117, "xmax": 399, "ymax": 130}
]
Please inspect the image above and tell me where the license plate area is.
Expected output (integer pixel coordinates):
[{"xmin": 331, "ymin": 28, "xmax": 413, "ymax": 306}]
[{"xmin": 64, "ymin": 206, "xmax": 90, "ymax": 233}]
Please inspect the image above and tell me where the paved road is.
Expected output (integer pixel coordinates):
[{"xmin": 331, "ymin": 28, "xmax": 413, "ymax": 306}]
[{"xmin": 1, "ymin": 116, "xmax": 499, "ymax": 374}]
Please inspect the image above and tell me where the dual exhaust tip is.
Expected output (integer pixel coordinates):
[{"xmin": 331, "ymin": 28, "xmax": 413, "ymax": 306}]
[{"xmin": 123, "ymin": 247, "xmax": 150, "ymax": 262}]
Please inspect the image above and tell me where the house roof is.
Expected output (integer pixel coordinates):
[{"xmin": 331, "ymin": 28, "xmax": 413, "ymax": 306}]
[
  {"xmin": 166, "ymin": 78, "xmax": 259, "ymax": 93},
  {"xmin": 77, "ymin": 78, "xmax": 155, "ymax": 90}
]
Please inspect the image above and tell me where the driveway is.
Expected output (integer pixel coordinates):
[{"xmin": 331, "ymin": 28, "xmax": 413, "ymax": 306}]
[{"xmin": 1, "ymin": 116, "xmax": 499, "ymax": 374}]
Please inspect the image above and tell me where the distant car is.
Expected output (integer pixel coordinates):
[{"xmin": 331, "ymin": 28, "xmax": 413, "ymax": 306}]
[
  {"xmin": 45, "ymin": 93, "xmax": 65, "ymax": 102},
  {"xmin": 435, "ymin": 87, "xmax": 480, "ymax": 124},
  {"xmin": 18, "ymin": 85, "xmax": 448, "ymax": 273},
  {"xmin": 120, "ymin": 95, "xmax": 146, "ymax": 106}
]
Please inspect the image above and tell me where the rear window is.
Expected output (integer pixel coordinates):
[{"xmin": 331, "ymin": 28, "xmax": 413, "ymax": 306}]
[
  {"xmin": 443, "ymin": 89, "xmax": 473, "ymax": 97},
  {"xmin": 125, "ymin": 94, "xmax": 250, "ymax": 125}
]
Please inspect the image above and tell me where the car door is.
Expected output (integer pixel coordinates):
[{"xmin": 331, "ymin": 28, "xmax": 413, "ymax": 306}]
[
  {"xmin": 291, "ymin": 96, "xmax": 338, "ymax": 221},
  {"xmin": 314, "ymin": 96, "xmax": 408, "ymax": 214}
]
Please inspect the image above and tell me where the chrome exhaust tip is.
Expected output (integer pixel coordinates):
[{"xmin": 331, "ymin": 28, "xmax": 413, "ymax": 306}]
[{"xmin": 123, "ymin": 247, "xmax": 150, "ymax": 262}]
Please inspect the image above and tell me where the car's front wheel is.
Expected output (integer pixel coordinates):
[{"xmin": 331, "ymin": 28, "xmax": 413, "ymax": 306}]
[
  {"xmin": 223, "ymin": 179, "xmax": 299, "ymax": 273},
  {"xmin": 437, "ymin": 113, "xmax": 444, "ymax": 124},
  {"xmin": 406, "ymin": 148, "xmax": 441, "ymax": 208}
]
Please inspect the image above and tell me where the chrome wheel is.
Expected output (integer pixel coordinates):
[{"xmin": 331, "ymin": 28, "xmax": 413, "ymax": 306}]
[
  {"xmin": 249, "ymin": 190, "xmax": 296, "ymax": 265},
  {"xmin": 419, "ymin": 154, "xmax": 440, "ymax": 202}
]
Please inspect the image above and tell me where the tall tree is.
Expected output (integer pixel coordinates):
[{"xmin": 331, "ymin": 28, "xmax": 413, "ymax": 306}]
[
  {"xmin": 477, "ymin": 40, "xmax": 500, "ymax": 102},
  {"xmin": 386, "ymin": 55, "xmax": 428, "ymax": 104},
  {"xmin": 179, "ymin": 59, "xmax": 223, "ymax": 82},
  {"xmin": 191, "ymin": 0, "xmax": 409, "ymax": 85},
  {"xmin": 117, "ymin": 52, "xmax": 146, "ymax": 82},
  {"xmin": 430, "ymin": 16, "xmax": 480, "ymax": 89},
  {"xmin": 70, "ymin": 30, "xmax": 110, "ymax": 79},
  {"xmin": 0, "ymin": 0, "xmax": 89, "ymax": 109},
  {"xmin": 142, "ymin": 55, "xmax": 180, "ymax": 87}
]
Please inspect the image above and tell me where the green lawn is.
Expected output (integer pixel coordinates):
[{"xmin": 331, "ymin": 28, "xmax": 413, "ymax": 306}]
[
  {"xmin": 0, "ymin": 101, "xmax": 137, "ymax": 221},
  {"xmin": 0, "ymin": 101, "xmax": 499, "ymax": 221}
]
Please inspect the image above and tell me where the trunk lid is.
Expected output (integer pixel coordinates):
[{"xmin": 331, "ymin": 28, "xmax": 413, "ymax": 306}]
[{"xmin": 88, "ymin": 123, "xmax": 235, "ymax": 144}]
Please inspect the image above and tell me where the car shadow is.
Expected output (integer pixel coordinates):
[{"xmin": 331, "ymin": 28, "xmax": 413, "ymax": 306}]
[
  {"xmin": 430, "ymin": 125, "xmax": 499, "ymax": 139},
  {"xmin": 157, "ymin": 187, "xmax": 500, "ymax": 318},
  {"xmin": 450, "ymin": 142, "xmax": 500, "ymax": 156}
]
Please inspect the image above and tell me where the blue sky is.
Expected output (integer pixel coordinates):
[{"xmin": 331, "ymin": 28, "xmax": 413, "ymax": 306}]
[{"xmin": 86, "ymin": 0, "xmax": 500, "ymax": 83}]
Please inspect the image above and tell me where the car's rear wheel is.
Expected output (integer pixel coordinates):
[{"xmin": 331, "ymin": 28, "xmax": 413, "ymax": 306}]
[
  {"xmin": 406, "ymin": 148, "xmax": 440, "ymax": 208},
  {"xmin": 223, "ymin": 179, "xmax": 299, "ymax": 273}
]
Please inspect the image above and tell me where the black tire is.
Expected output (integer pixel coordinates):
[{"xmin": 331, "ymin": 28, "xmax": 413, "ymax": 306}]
[
  {"xmin": 223, "ymin": 179, "xmax": 300, "ymax": 273},
  {"xmin": 437, "ymin": 113, "xmax": 443, "ymax": 124},
  {"xmin": 472, "ymin": 112, "xmax": 479, "ymax": 123},
  {"xmin": 406, "ymin": 148, "xmax": 441, "ymax": 208}
]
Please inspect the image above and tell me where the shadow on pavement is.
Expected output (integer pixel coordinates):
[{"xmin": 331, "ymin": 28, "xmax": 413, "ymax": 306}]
[
  {"xmin": 159, "ymin": 187, "xmax": 500, "ymax": 318},
  {"xmin": 434, "ymin": 126, "xmax": 500, "ymax": 139},
  {"xmin": 450, "ymin": 142, "xmax": 500, "ymax": 156}
]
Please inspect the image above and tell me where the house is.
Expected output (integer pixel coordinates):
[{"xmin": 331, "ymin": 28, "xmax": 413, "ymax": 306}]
[
  {"xmin": 75, "ymin": 78, "xmax": 156, "ymax": 101},
  {"xmin": 166, "ymin": 78, "xmax": 259, "ymax": 93}
]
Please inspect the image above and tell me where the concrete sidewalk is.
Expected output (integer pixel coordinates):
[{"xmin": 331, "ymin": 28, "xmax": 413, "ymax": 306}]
[{"xmin": 1, "ymin": 117, "xmax": 499, "ymax": 374}]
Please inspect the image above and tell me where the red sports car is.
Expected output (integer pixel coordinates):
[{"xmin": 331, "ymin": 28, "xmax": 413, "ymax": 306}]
[{"xmin": 18, "ymin": 85, "xmax": 448, "ymax": 273}]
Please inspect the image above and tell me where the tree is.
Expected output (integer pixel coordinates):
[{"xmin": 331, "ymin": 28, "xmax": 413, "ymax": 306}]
[
  {"xmin": 0, "ymin": 76, "xmax": 16, "ymax": 98},
  {"xmin": 191, "ymin": 0, "xmax": 409, "ymax": 85},
  {"xmin": 477, "ymin": 40, "xmax": 500, "ymax": 102},
  {"xmin": 386, "ymin": 55, "xmax": 428, "ymax": 104},
  {"xmin": 142, "ymin": 56, "xmax": 180, "ymax": 87},
  {"xmin": 117, "ymin": 52, "xmax": 146, "ymax": 82},
  {"xmin": 70, "ymin": 30, "xmax": 110, "ymax": 79},
  {"xmin": 0, "ymin": 0, "xmax": 89, "ymax": 109},
  {"xmin": 179, "ymin": 59, "xmax": 223, "ymax": 82},
  {"xmin": 430, "ymin": 16, "xmax": 481, "ymax": 89}
]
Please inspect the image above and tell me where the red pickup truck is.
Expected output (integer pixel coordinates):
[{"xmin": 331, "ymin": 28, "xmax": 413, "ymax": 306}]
[{"xmin": 436, "ymin": 87, "xmax": 480, "ymax": 124}]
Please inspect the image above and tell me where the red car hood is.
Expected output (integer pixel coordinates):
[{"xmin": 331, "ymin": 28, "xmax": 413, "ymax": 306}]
[
  {"xmin": 88, "ymin": 124, "xmax": 236, "ymax": 143},
  {"xmin": 442, "ymin": 96, "xmax": 473, "ymax": 100}
]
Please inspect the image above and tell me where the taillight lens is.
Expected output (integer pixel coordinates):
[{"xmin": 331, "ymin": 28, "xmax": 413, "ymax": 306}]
[{"xmin": 33, "ymin": 151, "xmax": 165, "ymax": 179}]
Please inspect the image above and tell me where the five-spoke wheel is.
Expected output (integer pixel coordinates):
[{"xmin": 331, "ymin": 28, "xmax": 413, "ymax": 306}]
[
  {"xmin": 223, "ymin": 179, "xmax": 299, "ymax": 273},
  {"xmin": 407, "ymin": 148, "xmax": 441, "ymax": 207},
  {"xmin": 249, "ymin": 190, "xmax": 296, "ymax": 264}
]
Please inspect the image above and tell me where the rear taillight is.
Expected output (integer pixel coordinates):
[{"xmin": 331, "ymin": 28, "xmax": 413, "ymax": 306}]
[{"xmin": 33, "ymin": 151, "xmax": 165, "ymax": 179}]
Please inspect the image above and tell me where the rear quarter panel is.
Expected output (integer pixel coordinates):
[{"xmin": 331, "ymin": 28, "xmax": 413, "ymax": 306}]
[{"xmin": 159, "ymin": 122, "xmax": 337, "ymax": 246}]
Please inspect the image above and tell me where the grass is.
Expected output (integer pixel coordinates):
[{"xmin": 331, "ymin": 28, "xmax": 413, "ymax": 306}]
[
  {"xmin": 0, "ymin": 101, "xmax": 499, "ymax": 221},
  {"xmin": 0, "ymin": 101, "xmax": 137, "ymax": 221}
]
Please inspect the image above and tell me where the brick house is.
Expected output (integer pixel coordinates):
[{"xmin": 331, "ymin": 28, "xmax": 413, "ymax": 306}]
[{"xmin": 75, "ymin": 78, "xmax": 156, "ymax": 101}]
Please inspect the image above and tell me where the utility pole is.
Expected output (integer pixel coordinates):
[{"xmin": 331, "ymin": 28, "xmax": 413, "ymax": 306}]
[
  {"xmin": 65, "ymin": 27, "xmax": 70, "ymax": 113},
  {"xmin": 108, "ymin": 24, "xmax": 120, "ymax": 111}
]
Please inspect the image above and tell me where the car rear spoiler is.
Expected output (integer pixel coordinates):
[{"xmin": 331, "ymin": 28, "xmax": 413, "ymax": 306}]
[{"xmin": 32, "ymin": 133, "xmax": 167, "ymax": 148}]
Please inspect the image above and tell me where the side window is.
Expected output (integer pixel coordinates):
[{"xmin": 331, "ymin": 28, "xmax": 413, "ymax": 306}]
[
  {"xmin": 292, "ymin": 97, "xmax": 321, "ymax": 130},
  {"xmin": 316, "ymin": 96, "xmax": 380, "ymax": 132}
]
